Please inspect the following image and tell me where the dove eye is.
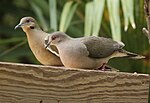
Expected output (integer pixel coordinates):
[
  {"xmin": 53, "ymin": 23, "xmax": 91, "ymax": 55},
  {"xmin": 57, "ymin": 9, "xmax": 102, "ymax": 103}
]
[
  {"xmin": 26, "ymin": 19, "xmax": 30, "ymax": 23},
  {"xmin": 51, "ymin": 35, "xmax": 57, "ymax": 40}
]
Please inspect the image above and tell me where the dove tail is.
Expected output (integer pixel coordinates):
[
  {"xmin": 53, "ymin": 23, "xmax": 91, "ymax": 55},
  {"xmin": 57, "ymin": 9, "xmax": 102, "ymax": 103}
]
[{"xmin": 117, "ymin": 49, "xmax": 145, "ymax": 59}]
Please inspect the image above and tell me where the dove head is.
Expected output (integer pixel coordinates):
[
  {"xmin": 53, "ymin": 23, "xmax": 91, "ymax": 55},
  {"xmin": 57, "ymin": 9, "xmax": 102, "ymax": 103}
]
[
  {"xmin": 44, "ymin": 32, "xmax": 70, "ymax": 48},
  {"xmin": 15, "ymin": 17, "xmax": 40, "ymax": 32}
]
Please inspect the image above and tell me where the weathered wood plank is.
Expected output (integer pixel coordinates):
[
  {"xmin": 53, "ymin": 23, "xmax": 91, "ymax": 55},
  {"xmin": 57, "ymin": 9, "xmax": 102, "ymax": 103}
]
[{"xmin": 0, "ymin": 62, "xmax": 149, "ymax": 103}]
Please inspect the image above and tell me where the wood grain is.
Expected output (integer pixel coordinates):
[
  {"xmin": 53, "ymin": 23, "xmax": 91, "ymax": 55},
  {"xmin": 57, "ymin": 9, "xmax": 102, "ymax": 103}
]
[{"xmin": 0, "ymin": 62, "xmax": 149, "ymax": 103}]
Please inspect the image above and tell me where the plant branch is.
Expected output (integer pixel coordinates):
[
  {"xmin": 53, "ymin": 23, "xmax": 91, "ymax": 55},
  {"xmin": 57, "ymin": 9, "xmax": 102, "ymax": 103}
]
[{"xmin": 143, "ymin": 0, "xmax": 150, "ymax": 43}]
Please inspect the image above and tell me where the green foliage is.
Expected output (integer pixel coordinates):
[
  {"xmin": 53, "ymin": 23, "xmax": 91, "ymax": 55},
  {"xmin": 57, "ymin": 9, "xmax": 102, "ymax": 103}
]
[
  {"xmin": 121, "ymin": 0, "xmax": 136, "ymax": 31},
  {"xmin": 84, "ymin": 1, "xmax": 93, "ymax": 36},
  {"xmin": 107, "ymin": 0, "xmax": 121, "ymax": 41},
  {"xmin": 49, "ymin": 0, "xmax": 57, "ymax": 31},
  {"xmin": 59, "ymin": 1, "xmax": 78, "ymax": 32},
  {"xmin": 92, "ymin": 0, "xmax": 105, "ymax": 36},
  {"xmin": 84, "ymin": 0, "xmax": 105, "ymax": 36},
  {"xmin": 0, "ymin": 0, "xmax": 149, "ymax": 75}
]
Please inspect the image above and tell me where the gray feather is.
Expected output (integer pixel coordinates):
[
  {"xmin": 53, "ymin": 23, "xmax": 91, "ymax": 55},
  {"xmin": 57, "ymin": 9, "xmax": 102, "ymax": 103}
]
[{"xmin": 81, "ymin": 36, "xmax": 124, "ymax": 58}]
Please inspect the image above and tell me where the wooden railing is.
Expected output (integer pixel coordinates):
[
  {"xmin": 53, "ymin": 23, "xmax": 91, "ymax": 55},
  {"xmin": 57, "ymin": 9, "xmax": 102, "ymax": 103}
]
[{"xmin": 0, "ymin": 62, "xmax": 149, "ymax": 103}]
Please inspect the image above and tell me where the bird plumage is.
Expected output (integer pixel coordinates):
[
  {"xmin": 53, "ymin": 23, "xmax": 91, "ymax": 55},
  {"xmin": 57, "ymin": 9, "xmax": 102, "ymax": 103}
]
[
  {"xmin": 15, "ymin": 17, "xmax": 63, "ymax": 66},
  {"xmin": 45, "ymin": 31, "xmax": 145, "ymax": 69}
]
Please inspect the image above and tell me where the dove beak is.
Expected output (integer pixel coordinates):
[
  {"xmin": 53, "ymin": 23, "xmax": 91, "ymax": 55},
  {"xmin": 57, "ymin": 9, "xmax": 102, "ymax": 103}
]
[
  {"xmin": 15, "ymin": 24, "xmax": 22, "ymax": 29},
  {"xmin": 44, "ymin": 41, "xmax": 52, "ymax": 49},
  {"xmin": 44, "ymin": 36, "xmax": 52, "ymax": 49},
  {"xmin": 15, "ymin": 23, "xmax": 26, "ymax": 29}
]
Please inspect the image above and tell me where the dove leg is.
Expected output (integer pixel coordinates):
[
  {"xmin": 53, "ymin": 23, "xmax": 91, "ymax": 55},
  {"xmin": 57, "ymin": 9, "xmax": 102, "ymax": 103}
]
[
  {"xmin": 99, "ymin": 63, "xmax": 106, "ymax": 71},
  {"xmin": 98, "ymin": 63, "xmax": 112, "ymax": 71}
]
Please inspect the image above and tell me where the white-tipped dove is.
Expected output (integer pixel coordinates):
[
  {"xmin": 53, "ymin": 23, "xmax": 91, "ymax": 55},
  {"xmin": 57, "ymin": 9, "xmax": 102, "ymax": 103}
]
[
  {"xmin": 15, "ymin": 17, "xmax": 63, "ymax": 66},
  {"xmin": 44, "ymin": 32, "xmax": 145, "ymax": 70}
]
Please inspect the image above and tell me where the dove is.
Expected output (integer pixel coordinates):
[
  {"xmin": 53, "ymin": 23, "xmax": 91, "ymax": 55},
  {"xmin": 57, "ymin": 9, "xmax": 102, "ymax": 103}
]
[
  {"xmin": 15, "ymin": 17, "xmax": 63, "ymax": 66},
  {"xmin": 44, "ymin": 31, "xmax": 145, "ymax": 70}
]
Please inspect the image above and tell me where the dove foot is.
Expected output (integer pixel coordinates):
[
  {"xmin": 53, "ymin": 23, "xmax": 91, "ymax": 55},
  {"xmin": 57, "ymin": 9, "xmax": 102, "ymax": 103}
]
[{"xmin": 98, "ymin": 63, "xmax": 112, "ymax": 71}]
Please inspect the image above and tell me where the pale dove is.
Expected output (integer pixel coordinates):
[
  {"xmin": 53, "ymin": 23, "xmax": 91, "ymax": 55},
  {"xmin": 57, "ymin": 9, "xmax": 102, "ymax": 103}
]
[
  {"xmin": 44, "ymin": 32, "xmax": 145, "ymax": 70},
  {"xmin": 15, "ymin": 17, "xmax": 63, "ymax": 66}
]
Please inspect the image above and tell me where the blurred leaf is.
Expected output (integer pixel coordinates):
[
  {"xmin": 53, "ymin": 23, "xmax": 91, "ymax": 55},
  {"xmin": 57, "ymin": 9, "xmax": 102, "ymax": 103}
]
[
  {"xmin": 49, "ymin": 0, "xmax": 57, "ymax": 31},
  {"xmin": 121, "ymin": 0, "xmax": 129, "ymax": 31},
  {"xmin": 29, "ymin": 1, "xmax": 48, "ymax": 31},
  {"xmin": 0, "ymin": 39, "xmax": 27, "ymax": 57},
  {"xmin": 128, "ymin": 0, "xmax": 136, "ymax": 29},
  {"xmin": 13, "ymin": 0, "xmax": 28, "ymax": 9},
  {"xmin": 107, "ymin": 0, "xmax": 121, "ymax": 41},
  {"xmin": 84, "ymin": 2, "xmax": 93, "ymax": 36},
  {"xmin": 59, "ymin": 1, "xmax": 78, "ymax": 32},
  {"xmin": 92, "ymin": 0, "xmax": 105, "ymax": 36},
  {"xmin": 29, "ymin": 0, "xmax": 49, "ymax": 16},
  {"xmin": 0, "ymin": 37, "xmax": 25, "ymax": 44},
  {"xmin": 121, "ymin": 0, "xmax": 136, "ymax": 31},
  {"xmin": 65, "ymin": 3, "xmax": 78, "ymax": 32}
]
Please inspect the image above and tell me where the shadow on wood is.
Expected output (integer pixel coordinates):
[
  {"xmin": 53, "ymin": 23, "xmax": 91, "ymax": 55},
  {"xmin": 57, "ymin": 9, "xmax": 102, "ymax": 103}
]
[{"xmin": 0, "ymin": 62, "xmax": 149, "ymax": 103}]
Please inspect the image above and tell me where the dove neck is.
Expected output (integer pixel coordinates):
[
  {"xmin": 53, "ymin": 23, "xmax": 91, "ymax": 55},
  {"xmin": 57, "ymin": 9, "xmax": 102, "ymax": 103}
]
[{"xmin": 26, "ymin": 29, "xmax": 47, "ymax": 45}]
